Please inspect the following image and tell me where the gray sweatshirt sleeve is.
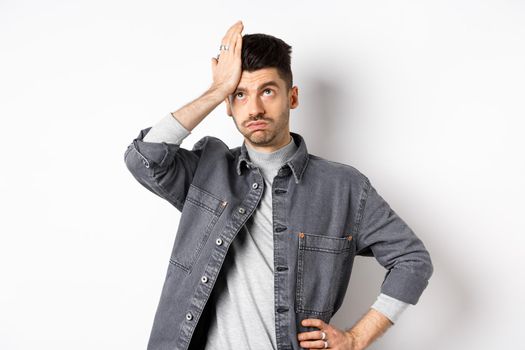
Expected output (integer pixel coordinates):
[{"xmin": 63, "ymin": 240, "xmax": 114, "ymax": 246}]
[
  {"xmin": 143, "ymin": 112, "xmax": 191, "ymax": 144},
  {"xmin": 371, "ymin": 292, "xmax": 410, "ymax": 324}
]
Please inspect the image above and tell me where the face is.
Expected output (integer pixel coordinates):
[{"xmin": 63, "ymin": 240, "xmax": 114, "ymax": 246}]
[{"xmin": 225, "ymin": 67, "xmax": 299, "ymax": 152}]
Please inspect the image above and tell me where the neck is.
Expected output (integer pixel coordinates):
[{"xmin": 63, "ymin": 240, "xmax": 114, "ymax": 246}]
[{"xmin": 245, "ymin": 133, "xmax": 297, "ymax": 168}]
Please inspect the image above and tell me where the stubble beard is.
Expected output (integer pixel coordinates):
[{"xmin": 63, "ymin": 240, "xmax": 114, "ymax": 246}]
[
  {"xmin": 246, "ymin": 126, "xmax": 276, "ymax": 146},
  {"xmin": 233, "ymin": 109, "xmax": 290, "ymax": 147},
  {"xmin": 242, "ymin": 117, "xmax": 288, "ymax": 147}
]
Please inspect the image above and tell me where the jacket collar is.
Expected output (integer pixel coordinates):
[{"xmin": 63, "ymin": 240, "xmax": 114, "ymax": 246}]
[{"xmin": 236, "ymin": 132, "xmax": 309, "ymax": 184}]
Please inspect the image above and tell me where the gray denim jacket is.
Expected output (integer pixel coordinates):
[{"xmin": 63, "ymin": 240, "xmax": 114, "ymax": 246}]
[{"xmin": 124, "ymin": 128, "xmax": 433, "ymax": 350}]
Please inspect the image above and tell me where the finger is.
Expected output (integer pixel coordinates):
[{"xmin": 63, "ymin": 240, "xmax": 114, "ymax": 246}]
[
  {"xmin": 297, "ymin": 330, "xmax": 325, "ymax": 341},
  {"xmin": 233, "ymin": 32, "xmax": 243, "ymax": 57},
  {"xmin": 222, "ymin": 21, "xmax": 239, "ymax": 42},
  {"xmin": 299, "ymin": 339, "xmax": 326, "ymax": 349},
  {"xmin": 211, "ymin": 57, "xmax": 217, "ymax": 70},
  {"xmin": 223, "ymin": 21, "xmax": 243, "ymax": 51},
  {"xmin": 222, "ymin": 20, "xmax": 242, "ymax": 47},
  {"xmin": 301, "ymin": 318, "xmax": 326, "ymax": 329},
  {"xmin": 234, "ymin": 22, "xmax": 243, "ymax": 52}
]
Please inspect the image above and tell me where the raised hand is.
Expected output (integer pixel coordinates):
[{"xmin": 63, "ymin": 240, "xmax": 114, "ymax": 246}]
[{"xmin": 210, "ymin": 20, "xmax": 244, "ymax": 98}]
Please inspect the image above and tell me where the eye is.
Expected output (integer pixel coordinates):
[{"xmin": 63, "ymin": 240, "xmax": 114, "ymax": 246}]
[
  {"xmin": 235, "ymin": 92, "xmax": 245, "ymax": 99},
  {"xmin": 263, "ymin": 89, "xmax": 273, "ymax": 95}
]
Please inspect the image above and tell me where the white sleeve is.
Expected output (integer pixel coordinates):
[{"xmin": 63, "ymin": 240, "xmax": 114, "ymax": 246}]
[{"xmin": 143, "ymin": 112, "xmax": 191, "ymax": 145}]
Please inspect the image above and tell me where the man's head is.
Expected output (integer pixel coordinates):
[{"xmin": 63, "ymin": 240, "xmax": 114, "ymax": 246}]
[{"xmin": 225, "ymin": 33, "xmax": 299, "ymax": 152}]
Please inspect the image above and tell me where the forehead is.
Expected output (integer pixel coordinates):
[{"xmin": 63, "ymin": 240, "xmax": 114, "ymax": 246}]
[{"xmin": 236, "ymin": 67, "xmax": 286, "ymax": 91}]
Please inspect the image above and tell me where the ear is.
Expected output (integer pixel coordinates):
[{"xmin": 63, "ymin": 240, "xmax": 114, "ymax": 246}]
[
  {"xmin": 289, "ymin": 86, "xmax": 299, "ymax": 109},
  {"xmin": 224, "ymin": 96, "xmax": 233, "ymax": 116}
]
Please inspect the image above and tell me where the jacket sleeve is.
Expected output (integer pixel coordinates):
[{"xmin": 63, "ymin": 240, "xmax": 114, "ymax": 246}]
[
  {"xmin": 123, "ymin": 126, "xmax": 206, "ymax": 212},
  {"xmin": 355, "ymin": 176, "xmax": 434, "ymax": 305}
]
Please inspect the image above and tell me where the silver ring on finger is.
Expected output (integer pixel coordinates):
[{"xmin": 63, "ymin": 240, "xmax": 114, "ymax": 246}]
[
  {"xmin": 320, "ymin": 331, "xmax": 326, "ymax": 340},
  {"xmin": 219, "ymin": 44, "xmax": 230, "ymax": 51},
  {"xmin": 323, "ymin": 340, "xmax": 328, "ymax": 349}
]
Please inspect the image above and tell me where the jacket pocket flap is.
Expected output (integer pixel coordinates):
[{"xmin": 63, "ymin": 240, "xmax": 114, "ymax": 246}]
[
  {"xmin": 299, "ymin": 232, "xmax": 353, "ymax": 253},
  {"xmin": 185, "ymin": 184, "xmax": 227, "ymax": 215}
]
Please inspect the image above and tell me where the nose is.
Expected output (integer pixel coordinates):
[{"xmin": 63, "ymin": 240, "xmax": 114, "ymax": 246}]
[{"xmin": 248, "ymin": 95, "xmax": 265, "ymax": 119}]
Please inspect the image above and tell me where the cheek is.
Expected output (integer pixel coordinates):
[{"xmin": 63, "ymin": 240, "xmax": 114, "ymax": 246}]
[
  {"xmin": 231, "ymin": 102, "xmax": 247, "ymax": 114},
  {"xmin": 264, "ymin": 97, "xmax": 284, "ymax": 111},
  {"xmin": 271, "ymin": 100, "xmax": 288, "ymax": 115}
]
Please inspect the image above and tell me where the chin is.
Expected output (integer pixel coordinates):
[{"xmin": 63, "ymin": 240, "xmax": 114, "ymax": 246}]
[{"xmin": 250, "ymin": 132, "xmax": 277, "ymax": 145}]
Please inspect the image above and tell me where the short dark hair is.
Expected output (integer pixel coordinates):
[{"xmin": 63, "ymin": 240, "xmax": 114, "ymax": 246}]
[{"xmin": 241, "ymin": 33, "xmax": 293, "ymax": 90}]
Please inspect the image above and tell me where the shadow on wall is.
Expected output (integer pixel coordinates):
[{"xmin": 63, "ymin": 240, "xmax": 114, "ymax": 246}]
[{"xmin": 292, "ymin": 73, "xmax": 357, "ymax": 159}]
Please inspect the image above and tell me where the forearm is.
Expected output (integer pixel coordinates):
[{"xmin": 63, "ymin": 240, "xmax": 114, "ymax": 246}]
[
  {"xmin": 345, "ymin": 308, "xmax": 393, "ymax": 350},
  {"xmin": 169, "ymin": 85, "xmax": 227, "ymax": 132}
]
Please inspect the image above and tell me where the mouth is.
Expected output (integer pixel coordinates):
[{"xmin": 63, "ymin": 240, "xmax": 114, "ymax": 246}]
[{"xmin": 246, "ymin": 121, "xmax": 268, "ymax": 130}]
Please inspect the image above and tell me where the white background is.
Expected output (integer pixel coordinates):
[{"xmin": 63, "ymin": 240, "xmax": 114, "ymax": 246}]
[{"xmin": 1, "ymin": 1, "xmax": 523, "ymax": 349}]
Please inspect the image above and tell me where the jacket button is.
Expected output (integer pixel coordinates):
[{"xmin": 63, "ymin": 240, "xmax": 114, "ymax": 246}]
[
  {"xmin": 238, "ymin": 207, "xmax": 246, "ymax": 214},
  {"xmin": 185, "ymin": 312, "xmax": 193, "ymax": 321},
  {"xmin": 201, "ymin": 276, "xmax": 208, "ymax": 283},
  {"xmin": 252, "ymin": 182, "xmax": 259, "ymax": 189},
  {"xmin": 142, "ymin": 159, "xmax": 150, "ymax": 168},
  {"xmin": 215, "ymin": 238, "xmax": 223, "ymax": 246}
]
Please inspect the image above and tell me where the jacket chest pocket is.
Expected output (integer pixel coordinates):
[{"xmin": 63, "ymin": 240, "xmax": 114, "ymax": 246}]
[
  {"xmin": 169, "ymin": 184, "xmax": 227, "ymax": 273},
  {"xmin": 295, "ymin": 232, "xmax": 355, "ymax": 316}
]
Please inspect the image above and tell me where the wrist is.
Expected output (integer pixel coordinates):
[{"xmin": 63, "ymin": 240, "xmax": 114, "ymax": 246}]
[
  {"xmin": 207, "ymin": 84, "xmax": 231, "ymax": 101},
  {"xmin": 345, "ymin": 329, "xmax": 365, "ymax": 350}
]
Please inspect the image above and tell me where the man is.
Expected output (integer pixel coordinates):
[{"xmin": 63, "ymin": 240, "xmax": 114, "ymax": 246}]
[{"xmin": 124, "ymin": 20, "xmax": 433, "ymax": 350}]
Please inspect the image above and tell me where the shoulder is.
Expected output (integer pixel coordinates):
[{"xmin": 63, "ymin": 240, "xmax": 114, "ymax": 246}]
[
  {"xmin": 191, "ymin": 135, "xmax": 224, "ymax": 150},
  {"xmin": 307, "ymin": 153, "xmax": 370, "ymax": 185},
  {"xmin": 191, "ymin": 135, "xmax": 241, "ymax": 157}
]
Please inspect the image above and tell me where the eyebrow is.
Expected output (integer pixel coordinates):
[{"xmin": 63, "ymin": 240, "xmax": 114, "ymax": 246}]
[{"xmin": 234, "ymin": 80, "xmax": 281, "ymax": 94}]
